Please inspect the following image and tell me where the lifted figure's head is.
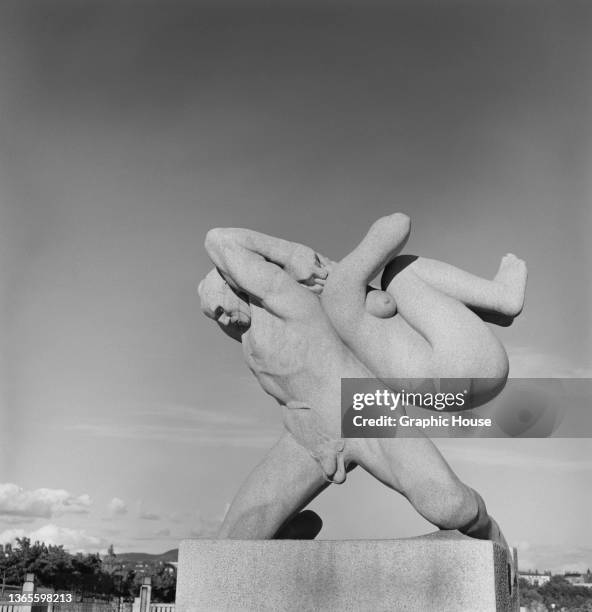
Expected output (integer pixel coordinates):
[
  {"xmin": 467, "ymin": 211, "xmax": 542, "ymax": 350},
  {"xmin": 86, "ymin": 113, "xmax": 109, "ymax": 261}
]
[{"xmin": 198, "ymin": 268, "xmax": 251, "ymax": 340}]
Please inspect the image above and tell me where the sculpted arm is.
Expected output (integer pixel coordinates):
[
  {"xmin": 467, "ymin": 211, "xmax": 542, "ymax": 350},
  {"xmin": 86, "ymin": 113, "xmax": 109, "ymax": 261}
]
[{"xmin": 205, "ymin": 228, "xmax": 328, "ymax": 303}]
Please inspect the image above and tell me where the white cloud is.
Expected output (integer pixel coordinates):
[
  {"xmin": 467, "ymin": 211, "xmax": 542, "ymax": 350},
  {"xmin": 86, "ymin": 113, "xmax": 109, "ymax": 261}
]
[
  {"xmin": 108, "ymin": 497, "xmax": 127, "ymax": 517},
  {"xmin": 0, "ymin": 484, "xmax": 91, "ymax": 519},
  {"xmin": 136, "ymin": 500, "xmax": 161, "ymax": 521},
  {"xmin": 62, "ymin": 404, "xmax": 281, "ymax": 448},
  {"xmin": 0, "ymin": 524, "xmax": 106, "ymax": 553}
]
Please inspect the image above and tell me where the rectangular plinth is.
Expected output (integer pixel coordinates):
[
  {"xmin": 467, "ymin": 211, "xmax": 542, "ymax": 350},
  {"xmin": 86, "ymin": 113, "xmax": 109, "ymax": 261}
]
[{"xmin": 176, "ymin": 532, "xmax": 518, "ymax": 612}]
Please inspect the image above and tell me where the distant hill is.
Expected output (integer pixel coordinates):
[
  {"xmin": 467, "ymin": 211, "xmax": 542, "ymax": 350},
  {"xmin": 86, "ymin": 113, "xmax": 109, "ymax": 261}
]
[{"xmin": 113, "ymin": 549, "xmax": 178, "ymax": 563}]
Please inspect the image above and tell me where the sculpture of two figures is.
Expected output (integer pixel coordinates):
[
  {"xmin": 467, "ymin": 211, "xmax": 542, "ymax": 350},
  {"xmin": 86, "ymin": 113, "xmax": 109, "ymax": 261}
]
[{"xmin": 198, "ymin": 213, "xmax": 527, "ymax": 560}]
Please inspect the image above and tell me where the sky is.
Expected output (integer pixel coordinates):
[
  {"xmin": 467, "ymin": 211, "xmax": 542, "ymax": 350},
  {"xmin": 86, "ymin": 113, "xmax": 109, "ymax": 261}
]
[{"xmin": 0, "ymin": 0, "xmax": 591, "ymax": 573}]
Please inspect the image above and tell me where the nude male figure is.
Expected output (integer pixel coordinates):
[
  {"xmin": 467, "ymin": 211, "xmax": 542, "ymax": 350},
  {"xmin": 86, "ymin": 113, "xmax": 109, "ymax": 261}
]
[{"xmin": 198, "ymin": 213, "xmax": 526, "ymax": 548}]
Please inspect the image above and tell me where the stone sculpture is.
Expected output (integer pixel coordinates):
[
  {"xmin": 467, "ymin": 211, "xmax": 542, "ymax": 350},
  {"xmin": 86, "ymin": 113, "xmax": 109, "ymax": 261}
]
[{"xmin": 198, "ymin": 213, "xmax": 527, "ymax": 556}]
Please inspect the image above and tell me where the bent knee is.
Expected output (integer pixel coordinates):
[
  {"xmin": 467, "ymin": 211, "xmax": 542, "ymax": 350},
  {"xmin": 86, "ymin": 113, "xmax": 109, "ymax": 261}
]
[
  {"xmin": 411, "ymin": 480, "xmax": 477, "ymax": 530},
  {"xmin": 435, "ymin": 486, "xmax": 478, "ymax": 530}
]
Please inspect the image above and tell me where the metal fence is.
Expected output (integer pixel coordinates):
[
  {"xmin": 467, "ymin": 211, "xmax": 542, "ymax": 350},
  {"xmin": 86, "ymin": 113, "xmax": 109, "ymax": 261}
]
[
  {"xmin": 0, "ymin": 574, "xmax": 174, "ymax": 612},
  {"xmin": 0, "ymin": 601, "xmax": 134, "ymax": 612},
  {"xmin": 52, "ymin": 603, "xmax": 128, "ymax": 612}
]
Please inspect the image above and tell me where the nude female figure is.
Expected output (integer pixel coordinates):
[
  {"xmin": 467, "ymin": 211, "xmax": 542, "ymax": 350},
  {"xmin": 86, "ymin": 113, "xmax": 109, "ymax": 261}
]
[{"xmin": 320, "ymin": 213, "xmax": 527, "ymax": 407}]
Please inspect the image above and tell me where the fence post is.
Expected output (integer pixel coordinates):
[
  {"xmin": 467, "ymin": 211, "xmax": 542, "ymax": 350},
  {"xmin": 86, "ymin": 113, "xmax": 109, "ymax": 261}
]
[
  {"xmin": 21, "ymin": 573, "xmax": 35, "ymax": 612},
  {"xmin": 139, "ymin": 576, "xmax": 151, "ymax": 612}
]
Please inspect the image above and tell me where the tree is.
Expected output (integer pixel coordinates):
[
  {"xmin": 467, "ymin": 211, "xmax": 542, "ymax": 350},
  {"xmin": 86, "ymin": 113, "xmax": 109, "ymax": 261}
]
[
  {"xmin": 519, "ymin": 577, "xmax": 545, "ymax": 609},
  {"xmin": 0, "ymin": 538, "xmax": 115, "ymax": 596},
  {"xmin": 102, "ymin": 544, "xmax": 118, "ymax": 575},
  {"xmin": 0, "ymin": 538, "xmax": 176, "ymax": 602},
  {"xmin": 539, "ymin": 575, "xmax": 592, "ymax": 610}
]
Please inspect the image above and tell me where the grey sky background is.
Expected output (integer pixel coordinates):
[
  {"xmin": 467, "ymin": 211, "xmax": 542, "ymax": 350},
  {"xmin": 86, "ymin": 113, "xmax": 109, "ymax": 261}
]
[{"xmin": 0, "ymin": 0, "xmax": 591, "ymax": 571}]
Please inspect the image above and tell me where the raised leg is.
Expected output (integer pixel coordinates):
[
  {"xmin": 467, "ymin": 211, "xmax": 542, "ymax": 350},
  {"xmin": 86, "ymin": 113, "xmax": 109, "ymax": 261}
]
[
  {"xmin": 322, "ymin": 214, "xmax": 509, "ymax": 402},
  {"xmin": 382, "ymin": 254, "xmax": 527, "ymax": 318},
  {"xmin": 379, "ymin": 264, "xmax": 509, "ymax": 402},
  {"xmin": 217, "ymin": 431, "xmax": 332, "ymax": 539}
]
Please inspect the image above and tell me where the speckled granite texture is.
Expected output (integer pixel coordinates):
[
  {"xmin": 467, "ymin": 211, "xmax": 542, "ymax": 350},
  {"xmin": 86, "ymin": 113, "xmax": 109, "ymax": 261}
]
[{"xmin": 175, "ymin": 531, "xmax": 518, "ymax": 611}]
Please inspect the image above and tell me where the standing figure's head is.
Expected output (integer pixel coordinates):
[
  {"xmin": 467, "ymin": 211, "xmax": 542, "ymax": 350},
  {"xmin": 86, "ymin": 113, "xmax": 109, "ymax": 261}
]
[{"xmin": 198, "ymin": 268, "xmax": 251, "ymax": 340}]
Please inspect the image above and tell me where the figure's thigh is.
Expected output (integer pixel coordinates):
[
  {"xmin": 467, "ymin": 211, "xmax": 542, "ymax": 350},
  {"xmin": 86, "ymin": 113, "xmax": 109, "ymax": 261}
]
[
  {"xmin": 348, "ymin": 435, "xmax": 476, "ymax": 527},
  {"xmin": 218, "ymin": 432, "xmax": 331, "ymax": 539},
  {"xmin": 348, "ymin": 435, "xmax": 456, "ymax": 493}
]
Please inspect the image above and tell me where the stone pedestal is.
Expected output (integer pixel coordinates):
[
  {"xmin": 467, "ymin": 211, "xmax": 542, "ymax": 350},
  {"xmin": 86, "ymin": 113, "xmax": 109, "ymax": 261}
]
[{"xmin": 175, "ymin": 532, "xmax": 518, "ymax": 611}]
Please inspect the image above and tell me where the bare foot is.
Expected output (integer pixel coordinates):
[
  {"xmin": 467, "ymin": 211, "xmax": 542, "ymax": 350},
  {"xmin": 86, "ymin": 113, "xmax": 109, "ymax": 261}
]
[{"xmin": 493, "ymin": 254, "xmax": 528, "ymax": 317}]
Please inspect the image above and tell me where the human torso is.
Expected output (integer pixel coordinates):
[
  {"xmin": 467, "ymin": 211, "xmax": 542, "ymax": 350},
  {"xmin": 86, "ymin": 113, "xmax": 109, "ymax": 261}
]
[{"xmin": 242, "ymin": 294, "xmax": 372, "ymax": 435}]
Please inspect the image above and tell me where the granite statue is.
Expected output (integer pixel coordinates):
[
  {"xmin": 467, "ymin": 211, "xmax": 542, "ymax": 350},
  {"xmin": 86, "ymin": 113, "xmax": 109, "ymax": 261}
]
[{"xmin": 198, "ymin": 213, "xmax": 527, "ymax": 552}]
